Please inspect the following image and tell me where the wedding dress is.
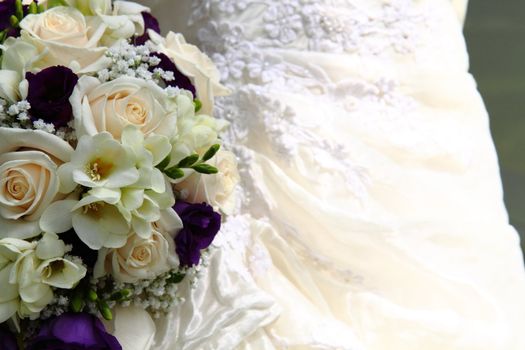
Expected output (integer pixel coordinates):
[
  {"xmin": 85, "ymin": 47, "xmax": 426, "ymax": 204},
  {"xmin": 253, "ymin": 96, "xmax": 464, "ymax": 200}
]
[{"xmin": 128, "ymin": 1, "xmax": 525, "ymax": 349}]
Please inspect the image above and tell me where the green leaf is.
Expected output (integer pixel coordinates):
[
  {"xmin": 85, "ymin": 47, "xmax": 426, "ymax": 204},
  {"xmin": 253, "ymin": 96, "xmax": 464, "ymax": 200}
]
[
  {"xmin": 202, "ymin": 144, "xmax": 221, "ymax": 162},
  {"xmin": 194, "ymin": 99, "xmax": 202, "ymax": 113},
  {"xmin": 164, "ymin": 166, "xmax": 185, "ymax": 180},
  {"xmin": 167, "ymin": 272, "xmax": 186, "ymax": 284},
  {"xmin": 156, "ymin": 154, "xmax": 171, "ymax": 171},
  {"xmin": 177, "ymin": 154, "xmax": 199, "ymax": 168},
  {"xmin": 192, "ymin": 163, "xmax": 219, "ymax": 174},
  {"xmin": 37, "ymin": 3, "xmax": 46, "ymax": 12},
  {"xmin": 98, "ymin": 300, "xmax": 113, "ymax": 321}
]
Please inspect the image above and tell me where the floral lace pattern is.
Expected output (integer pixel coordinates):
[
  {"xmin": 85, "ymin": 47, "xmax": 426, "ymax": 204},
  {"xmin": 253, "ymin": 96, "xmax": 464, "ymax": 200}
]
[
  {"xmin": 190, "ymin": 0, "xmax": 429, "ymax": 55},
  {"xmin": 186, "ymin": 1, "xmax": 430, "ymax": 271}
]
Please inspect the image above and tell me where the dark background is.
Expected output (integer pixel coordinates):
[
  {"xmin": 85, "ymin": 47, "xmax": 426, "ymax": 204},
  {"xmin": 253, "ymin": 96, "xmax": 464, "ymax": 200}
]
[{"xmin": 464, "ymin": 0, "xmax": 525, "ymax": 254}]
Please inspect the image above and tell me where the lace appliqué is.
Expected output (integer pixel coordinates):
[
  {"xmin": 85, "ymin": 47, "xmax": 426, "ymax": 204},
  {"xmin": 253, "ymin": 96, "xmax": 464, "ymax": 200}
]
[{"xmin": 191, "ymin": 0, "xmax": 429, "ymax": 55}]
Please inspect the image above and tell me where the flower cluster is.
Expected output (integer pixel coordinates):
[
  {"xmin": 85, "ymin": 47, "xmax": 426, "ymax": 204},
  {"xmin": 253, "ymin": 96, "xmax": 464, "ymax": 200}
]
[{"xmin": 0, "ymin": 0, "xmax": 239, "ymax": 348}]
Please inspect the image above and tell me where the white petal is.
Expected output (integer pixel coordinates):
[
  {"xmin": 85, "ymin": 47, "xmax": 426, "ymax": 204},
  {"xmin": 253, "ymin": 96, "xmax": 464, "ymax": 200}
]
[
  {"xmin": 106, "ymin": 167, "xmax": 140, "ymax": 188},
  {"xmin": 0, "ymin": 299, "xmax": 18, "ymax": 323},
  {"xmin": 158, "ymin": 209, "xmax": 183, "ymax": 237},
  {"xmin": 0, "ymin": 127, "xmax": 73, "ymax": 163},
  {"xmin": 131, "ymin": 217, "xmax": 151, "ymax": 239},
  {"xmin": 58, "ymin": 162, "xmax": 79, "ymax": 194},
  {"xmin": 0, "ymin": 217, "xmax": 41, "ymax": 240},
  {"xmin": 145, "ymin": 134, "xmax": 172, "ymax": 166},
  {"xmin": 39, "ymin": 200, "xmax": 76, "ymax": 234},
  {"xmin": 72, "ymin": 211, "xmax": 109, "ymax": 250},
  {"xmin": 36, "ymin": 233, "xmax": 65, "ymax": 260},
  {"xmin": 121, "ymin": 188, "xmax": 144, "ymax": 211},
  {"xmin": 0, "ymin": 265, "xmax": 19, "ymax": 302},
  {"xmin": 111, "ymin": 306, "xmax": 156, "ymax": 350}
]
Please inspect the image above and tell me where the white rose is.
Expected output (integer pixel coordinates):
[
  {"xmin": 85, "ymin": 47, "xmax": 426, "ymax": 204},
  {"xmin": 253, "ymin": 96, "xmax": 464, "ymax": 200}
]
[
  {"xmin": 0, "ymin": 128, "xmax": 73, "ymax": 239},
  {"xmin": 71, "ymin": 76, "xmax": 179, "ymax": 140},
  {"xmin": 176, "ymin": 150, "xmax": 240, "ymax": 215},
  {"xmin": 94, "ymin": 226, "xmax": 178, "ymax": 283},
  {"xmin": 148, "ymin": 31, "xmax": 230, "ymax": 115},
  {"xmin": 18, "ymin": 6, "xmax": 108, "ymax": 72}
]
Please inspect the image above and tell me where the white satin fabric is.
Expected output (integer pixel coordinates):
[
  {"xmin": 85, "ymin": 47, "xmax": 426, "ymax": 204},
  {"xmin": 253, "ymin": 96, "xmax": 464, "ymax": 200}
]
[{"xmin": 121, "ymin": 0, "xmax": 525, "ymax": 349}]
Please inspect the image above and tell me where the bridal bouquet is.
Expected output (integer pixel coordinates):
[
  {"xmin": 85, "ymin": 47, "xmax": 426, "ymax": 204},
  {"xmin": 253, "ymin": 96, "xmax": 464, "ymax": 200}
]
[{"xmin": 0, "ymin": 0, "xmax": 236, "ymax": 348}]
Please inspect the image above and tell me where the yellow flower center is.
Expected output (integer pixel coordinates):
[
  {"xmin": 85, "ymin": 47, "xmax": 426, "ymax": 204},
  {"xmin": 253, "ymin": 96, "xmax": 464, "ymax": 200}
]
[{"xmin": 86, "ymin": 158, "xmax": 113, "ymax": 182}]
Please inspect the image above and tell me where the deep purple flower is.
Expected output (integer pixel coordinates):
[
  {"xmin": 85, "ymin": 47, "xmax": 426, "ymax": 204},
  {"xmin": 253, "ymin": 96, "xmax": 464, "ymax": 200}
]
[
  {"xmin": 151, "ymin": 52, "xmax": 196, "ymax": 96},
  {"xmin": 26, "ymin": 66, "xmax": 79, "ymax": 128},
  {"xmin": 0, "ymin": 0, "xmax": 19, "ymax": 37},
  {"xmin": 174, "ymin": 201, "xmax": 221, "ymax": 267},
  {"xmin": 133, "ymin": 11, "xmax": 160, "ymax": 45},
  {"xmin": 27, "ymin": 313, "xmax": 121, "ymax": 350},
  {"xmin": 0, "ymin": 0, "xmax": 15, "ymax": 29},
  {"xmin": 0, "ymin": 327, "xmax": 18, "ymax": 350}
]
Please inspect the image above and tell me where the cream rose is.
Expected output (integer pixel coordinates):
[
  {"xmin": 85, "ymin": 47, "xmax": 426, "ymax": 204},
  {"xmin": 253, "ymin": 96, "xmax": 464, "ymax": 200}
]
[
  {"xmin": 18, "ymin": 6, "xmax": 108, "ymax": 72},
  {"xmin": 148, "ymin": 31, "xmax": 230, "ymax": 115},
  {"xmin": 0, "ymin": 128, "xmax": 73, "ymax": 239},
  {"xmin": 176, "ymin": 150, "xmax": 240, "ymax": 215},
  {"xmin": 94, "ymin": 226, "xmax": 178, "ymax": 283},
  {"xmin": 71, "ymin": 76, "xmax": 179, "ymax": 140}
]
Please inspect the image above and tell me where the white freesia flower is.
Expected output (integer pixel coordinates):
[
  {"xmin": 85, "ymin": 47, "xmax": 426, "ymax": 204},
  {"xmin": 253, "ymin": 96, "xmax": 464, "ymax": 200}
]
[
  {"xmin": 0, "ymin": 239, "xmax": 34, "ymax": 322},
  {"xmin": 0, "ymin": 128, "xmax": 73, "ymax": 239},
  {"xmin": 117, "ymin": 127, "xmax": 175, "ymax": 236},
  {"xmin": 71, "ymin": 76, "xmax": 179, "ymax": 140},
  {"xmin": 98, "ymin": 1, "xmax": 148, "ymax": 46},
  {"xmin": 40, "ymin": 191, "xmax": 131, "ymax": 250},
  {"xmin": 35, "ymin": 233, "xmax": 87, "ymax": 289},
  {"xmin": 94, "ymin": 225, "xmax": 178, "ymax": 283},
  {"xmin": 177, "ymin": 150, "xmax": 240, "ymax": 215},
  {"xmin": 58, "ymin": 132, "xmax": 140, "ymax": 193},
  {"xmin": 37, "ymin": 257, "xmax": 87, "ymax": 290},
  {"xmin": 11, "ymin": 250, "xmax": 53, "ymax": 319},
  {"xmin": 170, "ymin": 94, "xmax": 228, "ymax": 167},
  {"xmin": 18, "ymin": 6, "xmax": 108, "ymax": 72},
  {"xmin": 149, "ymin": 30, "xmax": 230, "ymax": 115},
  {"xmin": 0, "ymin": 234, "xmax": 85, "ymax": 322}
]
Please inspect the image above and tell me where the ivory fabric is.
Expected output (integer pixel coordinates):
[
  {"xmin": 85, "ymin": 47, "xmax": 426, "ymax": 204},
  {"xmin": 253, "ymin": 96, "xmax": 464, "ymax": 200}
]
[{"xmin": 125, "ymin": 0, "xmax": 525, "ymax": 349}]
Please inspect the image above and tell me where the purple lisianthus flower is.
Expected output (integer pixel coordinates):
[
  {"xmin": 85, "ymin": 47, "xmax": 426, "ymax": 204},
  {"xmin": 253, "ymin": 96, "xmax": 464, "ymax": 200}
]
[
  {"xmin": 27, "ymin": 313, "xmax": 121, "ymax": 350},
  {"xmin": 151, "ymin": 52, "xmax": 196, "ymax": 96},
  {"xmin": 0, "ymin": 0, "xmax": 15, "ymax": 29},
  {"xmin": 26, "ymin": 66, "xmax": 79, "ymax": 128},
  {"xmin": 0, "ymin": 327, "xmax": 18, "ymax": 350},
  {"xmin": 133, "ymin": 11, "xmax": 160, "ymax": 45},
  {"xmin": 0, "ymin": 0, "xmax": 19, "ymax": 37},
  {"xmin": 174, "ymin": 201, "xmax": 221, "ymax": 267}
]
